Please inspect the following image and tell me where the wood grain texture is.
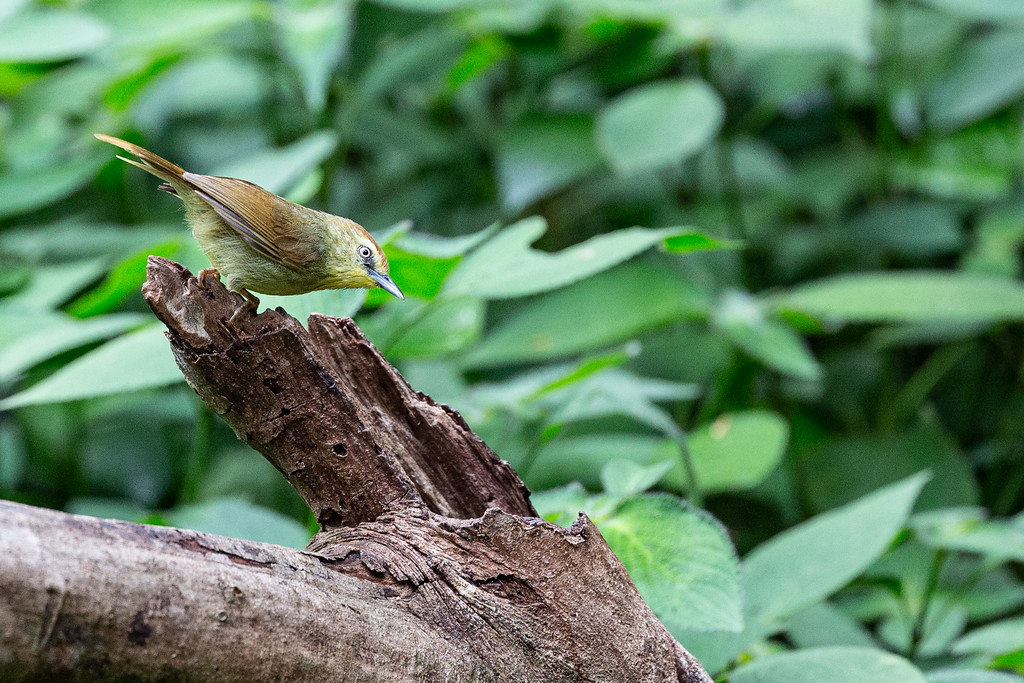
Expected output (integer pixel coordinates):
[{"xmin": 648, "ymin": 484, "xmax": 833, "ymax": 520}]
[{"xmin": 0, "ymin": 257, "xmax": 713, "ymax": 682}]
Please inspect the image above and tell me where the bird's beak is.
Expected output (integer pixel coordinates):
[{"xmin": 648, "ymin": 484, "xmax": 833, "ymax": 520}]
[{"xmin": 367, "ymin": 268, "xmax": 405, "ymax": 300}]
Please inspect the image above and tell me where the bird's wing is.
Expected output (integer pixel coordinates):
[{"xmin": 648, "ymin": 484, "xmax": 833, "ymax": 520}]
[{"xmin": 183, "ymin": 173, "xmax": 317, "ymax": 272}]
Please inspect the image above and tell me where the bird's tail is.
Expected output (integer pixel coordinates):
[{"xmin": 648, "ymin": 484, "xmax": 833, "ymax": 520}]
[{"xmin": 94, "ymin": 133, "xmax": 186, "ymax": 185}]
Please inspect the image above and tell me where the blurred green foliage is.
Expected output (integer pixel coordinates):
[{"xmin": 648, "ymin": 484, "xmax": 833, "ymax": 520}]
[{"xmin": 2, "ymin": 0, "xmax": 1024, "ymax": 679}]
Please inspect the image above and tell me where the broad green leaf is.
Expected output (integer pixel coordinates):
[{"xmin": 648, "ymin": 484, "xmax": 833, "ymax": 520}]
[
  {"xmin": 953, "ymin": 617, "xmax": 1024, "ymax": 656},
  {"xmin": 67, "ymin": 241, "xmax": 182, "ymax": 317},
  {"xmin": 714, "ymin": 290, "xmax": 821, "ymax": 381},
  {"xmin": 212, "ymin": 130, "xmax": 338, "ymax": 195},
  {"xmin": 0, "ymin": 152, "xmax": 107, "ymax": 220},
  {"xmin": 743, "ymin": 473, "xmax": 929, "ymax": 627},
  {"xmin": 600, "ymin": 460, "xmax": 675, "ymax": 498},
  {"xmin": 601, "ymin": 494, "xmax": 742, "ymax": 632},
  {"xmin": 918, "ymin": 0, "xmax": 1024, "ymax": 22},
  {"xmin": 929, "ymin": 670, "xmax": 1024, "ymax": 683},
  {"xmin": 164, "ymin": 498, "xmax": 311, "ymax": 549},
  {"xmin": 544, "ymin": 369, "xmax": 699, "ymax": 435},
  {"xmin": 387, "ymin": 296, "xmax": 484, "ymax": 358},
  {"xmin": 0, "ymin": 9, "xmax": 110, "ymax": 62},
  {"xmin": 596, "ymin": 79, "xmax": 724, "ymax": 174},
  {"xmin": 785, "ymin": 603, "xmax": 877, "ymax": 649},
  {"xmin": 0, "ymin": 325, "xmax": 181, "ymax": 409},
  {"xmin": 928, "ymin": 31, "xmax": 1024, "ymax": 131},
  {"xmin": 445, "ymin": 217, "xmax": 694, "ymax": 299},
  {"xmin": 773, "ymin": 272, "xmax": 1024, "ymax": 325},
  {"xmin": 689, "ymin": 410, "xmax": 788, "ymax": 494},
  {"xmin": 259, "ymin": 288, "xmax": 366, "ymax": 323},
  {"xmin": 0, "ymin": 259, "xmax": 109, "ymax": 312},
  {"xmin": 86, "ymin": 0, "xmax": 257, "ymax": 50},
  {"xmin": 133, "ymin": 55, "xmax": 267, "ymax": 128},
  {"xmin": 496, "ymin": 116, "xmax": 603, "ymax": 210},
  {"xmin": 730, "ymin": 647, "xmax": 926, "ymax": 683},
  {"xmin": 802, "ymin": 426, "xmax": 978, "ymax": 513},
  {"xmin": 0, "ymin": 313, "xmax": 147, "ymax": 383},
  {"xmin": 524, "ymin": 434, "xmax": 680, "ymax": 492},
  {"xmin": 913, "ymin": 510, "xmax": 1024, "ymax": 563},
  {"xmin": 274, "ymin": 0, "xmax": 352, "ymax": 113},
  {"xmin": 462, "ymin": 261, "xmax": 707, "ymax": 367},
  {"xmin": 531, "ymin": 482, "xmax": 589, "ymax": 528},
  {"xmin": 721, "ymin": 0, "xmax": 874, "ymax": 60}
]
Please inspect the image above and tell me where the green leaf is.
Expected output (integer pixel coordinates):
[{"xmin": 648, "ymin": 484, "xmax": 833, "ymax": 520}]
[
  {"xmin": 274, "ymin": 0, "xmax": 352, "ymax": 113},
  {"xmin": 0, "ymin": 152, "xmax": 107, "ymax": 220},
  {"xmin": 164, "ymin": 498, "xmax": 311, "ymax": 549},
  {"xmin": 596, "ymin": 79, "xmax": 724, "ymax": 174},
  {"xmin": 600, "ymin": 494, "xmax": 742, "ymax": 632},
  {"xmin": 918, "ymin": 0, "xmax": 1024, "ymax": 22},
  {"xmin": 445, "ymin": 217, "xmax": 693, "ymax": 299},
  {"xmin": 952, "ymin": 616, "xmax": 1024, "ymax": 657},
  {"xmin": 720, "ymin": 0, "xmax": 874, "ymax": 60},
  {"xmin": 773, "ymin": 272, "xmax": 1024, "ymax": 325},
  {"xmin": 87, "ymin": 0, "xmax": 257, "ymax": 50},
  {"xmin": 600, "ymin": 459, "xmax": 675, "ymax": 498},
  {"xmin": 387, "ymin": 296, "xmax": 484, "ymax": 358},
  {"xmin": 689, "ymin": 410, "xmax": 788, "ymax": 494},
  {"xmin": 0, "ymin": 325, "xmax": 181, "ymax": 409},
  {"xmin": 928, "ymin": 31, "xmax": 1024, "ymax": 131},
  {"xmin": 67, "ymin": 241, "xmax": 182, "ymax": 317},
  {"xmin": 462, "ymin": 261, "xmax": 707, "ymax": 368},
  {"xmin": 785, "ymin": 603, "xmax": 877, "ymax": 649},
  {"xmin": 524, "ymin": 435, "xmax": 680, "ymax": 492},
  {"xmin": 0, "ymin": 259, "xmax": 109, "ymax": 312},
  {"xmin": 928, "ymin": 670, "xmax": 1024, "ymax": 683},
  {"xmin": 212, "ymin": 130, "xmax": 338, "ymax": 195},
  {"xmin": 531, "ymin": 482, "xmax": 589, "ymax": 528},
  {"xmin": 259, "ymin": 288, "xmax": 366, "ymax": 324},
  {"xmin": 730, "ymin": 647, "xmax": 926, "ymax": 683},
  {"xmin": 0, "ymin": 313, "xmax": 147, "ymax": 383},
  {"xmin": 743, "ymin": 473, "xmax": 929, "ymax": 628},
  {"xmin": 663, "ymin": 232, "xmax": 742, "ymax": 253},
  {"xmin": 0, "ymin": 9, "xmax": 110, "ymax": 62},
  {"xmin": 496, "ymin": 116, "xmax": 603, "ymax": 210},
  {"xmin": 802, "ymin": 426, "xmax": 978, "ymax": 513},
  {"xmin": 913, "ymin": 509, "xmax": 1024, "ymax": 563},
  {"xmin": 715, "ymin": 290, "xmax": 822, "ymax": 381}
]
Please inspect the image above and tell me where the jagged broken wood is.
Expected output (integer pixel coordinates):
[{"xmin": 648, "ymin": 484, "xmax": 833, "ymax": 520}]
[{"xmin": 0, "ymin": 257, "xmax": 712, "ymax": 682}]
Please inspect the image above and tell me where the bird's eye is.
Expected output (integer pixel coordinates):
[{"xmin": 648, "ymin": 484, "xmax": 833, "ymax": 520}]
[{"xmin": 357, "ymin": 245, "xmax": 372, "ymax": 259}]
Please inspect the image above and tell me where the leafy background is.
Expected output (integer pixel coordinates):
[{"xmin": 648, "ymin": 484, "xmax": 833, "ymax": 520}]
[{"xmin": 2, "ymin": 0, "xmax": 1024, "ymax": 680}]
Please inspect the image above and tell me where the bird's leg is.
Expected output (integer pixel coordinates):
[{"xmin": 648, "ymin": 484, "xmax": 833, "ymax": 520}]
[
  {"xmin": 196, "ymin": 268, "xmax": 221, "ymax": 290},
  {"xmin": 229, "ymin": 288, "xmax": 260, "ymax": 323}
]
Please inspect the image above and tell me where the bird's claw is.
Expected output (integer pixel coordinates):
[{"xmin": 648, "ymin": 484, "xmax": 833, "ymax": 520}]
[
  {"xmin": 196, "ymin": 268, "xmax": 221, "ymax": 290},
  {"xmin": 228, "ymin": 289, "xmax": 260, "ymax": 323}
]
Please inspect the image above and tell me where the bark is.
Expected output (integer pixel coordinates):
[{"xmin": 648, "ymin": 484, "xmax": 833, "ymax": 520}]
[{"xmin": 0, "ymin": 257, "xmax": 713, "ymax": 682}]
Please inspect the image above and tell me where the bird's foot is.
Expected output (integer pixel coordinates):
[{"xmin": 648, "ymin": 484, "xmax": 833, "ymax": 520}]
[
  {"xmin": 228, "ymin": 289, "xmax": 260, "ymax": 323},
  {"xmin": 196, "ymin": 268, "xmax": 221, "ymax": 290}
]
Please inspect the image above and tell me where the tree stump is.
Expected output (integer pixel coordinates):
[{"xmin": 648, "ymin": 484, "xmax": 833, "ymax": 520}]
[{"xmin": 0, "ymin": 257, "xmax": 712, "ymax": 682}]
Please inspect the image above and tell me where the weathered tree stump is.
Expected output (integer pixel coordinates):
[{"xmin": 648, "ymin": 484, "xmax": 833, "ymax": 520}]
[{"xmin": 0, "ymin": 257, "xmax": 712, "ymax": 682}]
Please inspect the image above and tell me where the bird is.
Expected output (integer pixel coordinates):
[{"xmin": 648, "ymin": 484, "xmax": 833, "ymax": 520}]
[{"xmin": 94, "ymin": 133, "xmax": 403, "ymax": 319}]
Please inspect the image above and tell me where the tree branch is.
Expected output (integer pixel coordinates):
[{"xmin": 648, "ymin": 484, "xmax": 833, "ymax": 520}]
[{"xmin": 0, "ymin": 258, "xmax": 713, "ymax": 682}]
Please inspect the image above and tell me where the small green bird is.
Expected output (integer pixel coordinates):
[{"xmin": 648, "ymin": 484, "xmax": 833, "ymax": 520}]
[{"xmin": 95, "ymin": 134, "xmax": 403, "ymax": 317}]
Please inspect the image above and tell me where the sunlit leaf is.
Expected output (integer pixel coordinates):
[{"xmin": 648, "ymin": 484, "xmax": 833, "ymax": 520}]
[
  {"xmin": 689, "ymin": 410, "xmax": 789, "ymax": 494},
  {"xmin": 212, "ymin": 130, "xmax": 338, "ymax": 195}
]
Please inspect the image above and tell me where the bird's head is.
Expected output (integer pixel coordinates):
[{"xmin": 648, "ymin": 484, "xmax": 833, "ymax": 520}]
[{"xmin": 328, "ymin": 219, "xmax": 404, "ymax": 300}]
